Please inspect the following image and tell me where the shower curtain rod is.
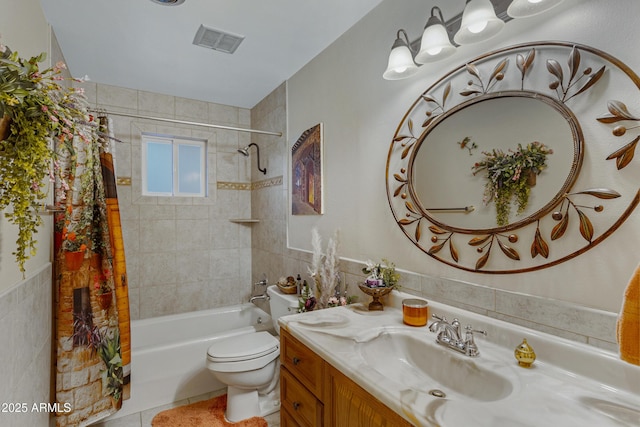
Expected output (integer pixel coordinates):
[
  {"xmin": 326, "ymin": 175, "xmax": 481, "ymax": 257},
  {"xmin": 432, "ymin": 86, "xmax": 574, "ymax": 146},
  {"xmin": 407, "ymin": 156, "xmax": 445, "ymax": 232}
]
[{"xmin": 90, "ymin": 109, "xmax": 282, "ymax": 137}]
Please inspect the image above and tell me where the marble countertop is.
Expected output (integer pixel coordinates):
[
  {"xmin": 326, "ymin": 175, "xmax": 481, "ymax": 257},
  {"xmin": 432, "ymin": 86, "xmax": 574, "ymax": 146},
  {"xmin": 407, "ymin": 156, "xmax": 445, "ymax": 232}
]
[{"xmin": 279, "ymin": 291, "xmax": 640, "ymax": 427}]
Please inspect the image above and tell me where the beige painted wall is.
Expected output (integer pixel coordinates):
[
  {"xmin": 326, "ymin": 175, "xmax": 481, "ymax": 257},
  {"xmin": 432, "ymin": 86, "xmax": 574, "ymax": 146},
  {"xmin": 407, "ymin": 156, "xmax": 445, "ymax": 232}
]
[
  {"xmin": 0, "ymin": 0, "xmax": 53, "ymax": 291},
  {"xmin": 287, "ymin": 0, "xmax": 640, "ymax": 314}
]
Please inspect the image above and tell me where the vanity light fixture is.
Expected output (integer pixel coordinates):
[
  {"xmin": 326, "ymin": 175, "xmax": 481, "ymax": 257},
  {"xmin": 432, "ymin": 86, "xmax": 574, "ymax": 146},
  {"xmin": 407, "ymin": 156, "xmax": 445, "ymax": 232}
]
[
  {"xmin": 383, "ymin": 30, "xmax": 420, "ymax": 80},
  {"xmin": 384, "ymin": 0, "xmax": 567, "ymax": 80},
  {"xmin": 507, "ymin": 0, "xmax": 565, "ymax": 18},
  {"xmin": 415, "ymin": 7, "xmax": 457, "ymax": 64},
  {"xmin": 454, "ymin": 0, "xmax": 505, "ymax": 45}
]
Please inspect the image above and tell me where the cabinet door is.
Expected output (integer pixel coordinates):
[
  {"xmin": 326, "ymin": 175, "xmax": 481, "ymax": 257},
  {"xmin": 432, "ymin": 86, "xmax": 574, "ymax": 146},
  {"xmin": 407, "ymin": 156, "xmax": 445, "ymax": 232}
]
[
  {"xmin": 281, "ymin": 405, "xmax": 303, "ymax": 427},
  {"xmin": 281, "ymin": 329, "xmax": 325, "ymax": 398},
  {"xmin": 281, "ymin": 366, "xmax": 324, "ymax": 427},
  {"xmin": 329, "ymin": 366, "xmax": 414, "ymax": 427}
]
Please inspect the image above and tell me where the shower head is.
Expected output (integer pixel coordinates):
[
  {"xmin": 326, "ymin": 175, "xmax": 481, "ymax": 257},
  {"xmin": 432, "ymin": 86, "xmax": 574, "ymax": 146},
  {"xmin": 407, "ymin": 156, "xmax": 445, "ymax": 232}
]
[{"xmin": 237, "ymin": 143, "xmax": 266, "ymax": 174}]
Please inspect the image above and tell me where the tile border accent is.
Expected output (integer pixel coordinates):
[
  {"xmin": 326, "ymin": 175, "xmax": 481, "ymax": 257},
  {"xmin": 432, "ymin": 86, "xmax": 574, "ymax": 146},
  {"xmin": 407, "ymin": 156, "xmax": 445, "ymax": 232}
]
[
  {"xmin": 217, "ymin": 175, "xmax": 283, "ymax": 191},
  {"xmin": 251, "ymin": 175, "xmax": 282, "ymax": 190},
  {"xmin": 217, "ymin": 181, "xmax": 251, "ymax": 191}
]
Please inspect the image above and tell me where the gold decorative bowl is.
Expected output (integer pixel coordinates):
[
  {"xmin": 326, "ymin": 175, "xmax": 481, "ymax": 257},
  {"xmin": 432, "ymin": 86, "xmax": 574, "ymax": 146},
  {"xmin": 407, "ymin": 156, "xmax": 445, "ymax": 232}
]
[
  {"xmin": 277, "ymin": 283, "xmax": 297, "ymax": 294},
  {"xmin": 358, "ymin": 283, "xmax": 393, "ymax": 311}
]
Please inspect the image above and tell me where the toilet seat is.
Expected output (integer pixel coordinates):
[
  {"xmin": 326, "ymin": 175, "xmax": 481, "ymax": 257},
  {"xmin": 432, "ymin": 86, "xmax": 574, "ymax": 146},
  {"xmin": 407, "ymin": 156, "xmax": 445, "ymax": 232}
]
[{"xmin": 207, "ymin": 331, "xmax": 280, "ymax": 372}]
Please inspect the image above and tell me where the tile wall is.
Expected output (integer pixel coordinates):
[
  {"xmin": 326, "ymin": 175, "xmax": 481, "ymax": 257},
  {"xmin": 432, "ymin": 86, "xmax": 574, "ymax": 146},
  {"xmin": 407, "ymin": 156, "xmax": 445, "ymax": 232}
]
[
  {"xmin": 0, "ymin": 265, "xmax": 53, "ymax": 427},
  {"xmin": 79, "ymin": 82, "xmax": 255, "ymax": 320},
  {"xmin": 250, "ymin": 83, "xmax": 288, "ymax": 285}
]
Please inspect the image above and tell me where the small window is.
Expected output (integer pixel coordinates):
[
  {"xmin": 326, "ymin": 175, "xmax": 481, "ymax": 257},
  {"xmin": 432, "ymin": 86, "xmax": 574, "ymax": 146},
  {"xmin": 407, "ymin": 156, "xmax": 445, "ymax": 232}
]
[{"xmin": 142, "ymin": 134, "xmax": 206, "ymax": 197}]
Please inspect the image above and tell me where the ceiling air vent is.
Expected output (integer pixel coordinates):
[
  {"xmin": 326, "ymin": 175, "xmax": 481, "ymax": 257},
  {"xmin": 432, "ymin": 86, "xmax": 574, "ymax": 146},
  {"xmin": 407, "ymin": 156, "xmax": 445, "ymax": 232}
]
[
  {"xmin": 149, "ymin": 0, "xmax": 185, "ymax": 6},
  {"xmin": 193, "ymin": 25, "xmax": 245, "ymax": 54}
]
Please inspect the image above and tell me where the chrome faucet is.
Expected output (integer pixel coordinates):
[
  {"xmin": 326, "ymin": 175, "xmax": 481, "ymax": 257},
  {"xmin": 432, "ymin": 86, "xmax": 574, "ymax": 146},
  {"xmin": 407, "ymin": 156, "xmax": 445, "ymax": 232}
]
[
  {"xmin": 249, "ymin": 294, "xmax": 269, "ymax": 303},
  {"xmin": 429, "ymin": 314, "xmax": 486, "ymax": 357},
  {"xmin": 249, "ymin": 278, "xmax": 269, "ymax": 303},
  {"xmin": 463, "ymin": 325, "xmax": 487, "ymax": 357}
]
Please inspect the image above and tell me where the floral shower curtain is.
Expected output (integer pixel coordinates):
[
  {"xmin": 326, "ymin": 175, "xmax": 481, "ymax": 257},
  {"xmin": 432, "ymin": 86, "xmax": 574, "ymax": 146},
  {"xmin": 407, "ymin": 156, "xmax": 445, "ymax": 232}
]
[{"xmin": 54, "ymin": 116, "xmax": 130, "ymax": 426}]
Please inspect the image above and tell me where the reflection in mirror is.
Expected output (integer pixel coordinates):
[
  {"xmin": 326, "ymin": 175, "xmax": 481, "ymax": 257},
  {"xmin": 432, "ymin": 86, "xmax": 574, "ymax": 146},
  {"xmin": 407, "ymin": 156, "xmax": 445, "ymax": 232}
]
[{"xmin": 410, "ymin": 93, "xmax": 579, "ymax": 231}]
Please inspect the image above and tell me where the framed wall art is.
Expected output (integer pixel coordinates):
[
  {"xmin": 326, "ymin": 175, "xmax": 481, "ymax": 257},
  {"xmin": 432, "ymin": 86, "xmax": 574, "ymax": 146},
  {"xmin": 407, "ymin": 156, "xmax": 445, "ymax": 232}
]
[{"xmin": 292, "ymin": 123, "xmax": 323, "ymax": 215}]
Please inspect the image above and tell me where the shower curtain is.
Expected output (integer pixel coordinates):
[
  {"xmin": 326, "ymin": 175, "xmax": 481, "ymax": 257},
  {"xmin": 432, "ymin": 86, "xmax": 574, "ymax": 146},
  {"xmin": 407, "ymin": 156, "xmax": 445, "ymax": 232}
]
[{"xmin": 54, "ymin": 116, "xmax": 130, "ymax": 426}]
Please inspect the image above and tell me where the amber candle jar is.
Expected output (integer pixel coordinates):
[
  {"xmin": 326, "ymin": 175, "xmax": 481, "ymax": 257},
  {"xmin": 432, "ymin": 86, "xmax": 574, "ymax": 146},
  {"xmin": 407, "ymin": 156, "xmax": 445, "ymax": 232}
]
[{"xmin": 402, "ymin": 298, "xmax": 429, "ymax": 326}]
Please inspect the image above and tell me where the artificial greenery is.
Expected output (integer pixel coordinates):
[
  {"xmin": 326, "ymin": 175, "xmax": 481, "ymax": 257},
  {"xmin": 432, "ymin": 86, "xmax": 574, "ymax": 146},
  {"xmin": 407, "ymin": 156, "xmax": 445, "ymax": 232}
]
[
  {"xmin": 0, "ymin": 39, "xmax": 88, "ymax": 273},
  {"xmin": 472, "ymin": 141, "xmax": 553, "ymax": 226},
  {"xmin": 362, "ymin": 259, "xmax": 401, "ymax": 288},
  {"xmin": 297, "ymin": 280, "xmax": 316, "ymax": 313},
  {"xmin": 457, "ymin": 136, "xmax": 478, "ymax": 156}
]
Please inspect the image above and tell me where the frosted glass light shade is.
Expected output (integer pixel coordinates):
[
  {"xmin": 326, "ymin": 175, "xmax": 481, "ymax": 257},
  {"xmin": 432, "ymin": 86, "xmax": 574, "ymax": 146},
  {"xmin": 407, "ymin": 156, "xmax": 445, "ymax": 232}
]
[
  {"xmin": 454, "ymin": 0, "xmax": 505, "ymax": 45},
  {"xmin": 383, "ymin": 30, "xmax": 419, "ymax": 80},
  {"xmin": 415, "ymin": 22, "xmax": 456, "ymax": 64},
  {"xmin": 507, "ymin": 0, "xmax": 564, "ymax": 18},
  {"xmin": 383, "ymin": 44, "xmax": 419, "ymax": 80}
]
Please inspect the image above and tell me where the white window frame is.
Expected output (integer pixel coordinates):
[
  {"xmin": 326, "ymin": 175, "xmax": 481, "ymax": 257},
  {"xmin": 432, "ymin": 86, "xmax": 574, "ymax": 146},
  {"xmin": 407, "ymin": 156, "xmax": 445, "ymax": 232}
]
[{"xmin": 141, "ymin": 134, "xmax": 207, "ymax": 197}]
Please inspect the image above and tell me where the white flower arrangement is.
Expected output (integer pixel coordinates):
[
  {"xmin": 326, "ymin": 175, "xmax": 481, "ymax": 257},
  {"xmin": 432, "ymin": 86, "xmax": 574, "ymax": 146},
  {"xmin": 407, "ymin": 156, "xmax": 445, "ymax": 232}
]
[{"xmin": 308, "ymin": 227, "xmax": 341, "ymax": 309}]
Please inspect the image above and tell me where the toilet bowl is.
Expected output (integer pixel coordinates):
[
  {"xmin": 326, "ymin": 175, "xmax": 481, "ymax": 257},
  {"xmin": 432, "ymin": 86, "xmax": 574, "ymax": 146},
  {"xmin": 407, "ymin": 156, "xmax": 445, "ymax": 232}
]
[{"xmin": 206, "ymin": 285, "xmax": 298, "ymax": 422}]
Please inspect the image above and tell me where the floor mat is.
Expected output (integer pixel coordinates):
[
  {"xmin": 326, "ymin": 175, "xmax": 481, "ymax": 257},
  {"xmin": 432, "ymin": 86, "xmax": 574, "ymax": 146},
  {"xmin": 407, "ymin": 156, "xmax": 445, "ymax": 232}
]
[{"xmin": 151, "ymin": 394, "xmax": 268, "ymax": 427}]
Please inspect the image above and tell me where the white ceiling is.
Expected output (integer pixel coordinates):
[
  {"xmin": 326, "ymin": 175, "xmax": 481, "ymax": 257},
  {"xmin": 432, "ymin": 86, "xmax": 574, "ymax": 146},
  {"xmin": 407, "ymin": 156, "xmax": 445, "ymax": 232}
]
[{"xmin": 39, "ymin": 0, "xmax": 384, "ymax": 109}]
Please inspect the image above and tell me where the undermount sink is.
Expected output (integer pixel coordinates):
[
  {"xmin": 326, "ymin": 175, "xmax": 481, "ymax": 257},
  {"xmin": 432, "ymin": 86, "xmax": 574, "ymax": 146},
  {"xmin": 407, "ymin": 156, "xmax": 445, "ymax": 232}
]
[{"xmin": 356, "ymin": 328, "xmax": 513, "ymax": 402}]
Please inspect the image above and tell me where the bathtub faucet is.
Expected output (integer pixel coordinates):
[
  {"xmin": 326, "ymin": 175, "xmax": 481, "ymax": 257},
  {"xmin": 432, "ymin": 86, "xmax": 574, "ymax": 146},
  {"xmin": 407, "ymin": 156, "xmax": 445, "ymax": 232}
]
[
  {"xmin": 250, "ymin": 278, "xmax": 269, "ymax": 303},
  {"xmin": 249, "ymin": 294, "xmax": 269, "ymax": 303}
]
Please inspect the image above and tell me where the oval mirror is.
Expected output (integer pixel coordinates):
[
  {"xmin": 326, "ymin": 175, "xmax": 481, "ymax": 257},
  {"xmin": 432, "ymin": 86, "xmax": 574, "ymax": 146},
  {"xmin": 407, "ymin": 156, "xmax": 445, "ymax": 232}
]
[{"xmin": 409, "ymin": 92, "xmax": 582, "ymax": 232}]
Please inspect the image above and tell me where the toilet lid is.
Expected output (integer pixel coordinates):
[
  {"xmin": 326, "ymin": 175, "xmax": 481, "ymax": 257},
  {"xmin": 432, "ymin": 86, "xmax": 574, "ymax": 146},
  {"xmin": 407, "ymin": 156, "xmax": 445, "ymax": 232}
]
[{"xmin": 207, "ymin": 331, "xmax": 278, "ymax": 362}]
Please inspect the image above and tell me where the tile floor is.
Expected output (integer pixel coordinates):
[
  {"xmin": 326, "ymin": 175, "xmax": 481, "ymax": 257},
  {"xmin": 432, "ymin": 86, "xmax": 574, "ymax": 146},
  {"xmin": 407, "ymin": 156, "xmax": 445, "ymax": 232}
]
[{"xmin": 91, "ymin": 389, "xmax": 280, "ymax": 427}]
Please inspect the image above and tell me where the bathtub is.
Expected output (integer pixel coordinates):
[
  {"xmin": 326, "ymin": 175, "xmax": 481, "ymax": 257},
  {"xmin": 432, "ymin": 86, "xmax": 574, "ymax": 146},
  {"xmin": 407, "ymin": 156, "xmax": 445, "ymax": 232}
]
[{"xmin": 107, "ymin": 304, "xmax": 274, "ymax": 420}]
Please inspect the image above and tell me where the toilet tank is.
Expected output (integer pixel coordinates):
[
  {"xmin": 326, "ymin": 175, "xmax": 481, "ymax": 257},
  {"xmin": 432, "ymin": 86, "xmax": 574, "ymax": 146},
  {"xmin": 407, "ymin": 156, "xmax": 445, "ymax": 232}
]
[{"xmin": 266, "ymin": 285, "xmax": 299, "ymax": 335}]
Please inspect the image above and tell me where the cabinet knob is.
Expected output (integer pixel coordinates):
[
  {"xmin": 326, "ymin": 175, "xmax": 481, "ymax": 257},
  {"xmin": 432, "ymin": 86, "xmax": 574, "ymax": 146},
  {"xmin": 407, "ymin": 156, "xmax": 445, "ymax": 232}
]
[
  {"xmin": 293, "ymin": 401, "xmax": 301, "ymax": 410},
  {"xmin": 292, "ymin": 356, "xmax": 301, "ymax": 365}
]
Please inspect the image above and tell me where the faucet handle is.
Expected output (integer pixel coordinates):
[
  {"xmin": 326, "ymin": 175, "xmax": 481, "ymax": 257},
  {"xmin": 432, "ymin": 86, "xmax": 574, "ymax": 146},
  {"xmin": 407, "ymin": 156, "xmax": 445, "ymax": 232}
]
[
  {"xmin": 464, "ymin": 325, "xmax": 487, "ymax": 357},
  {"xmin": 431, "ymin": 313, "xmax": 447, "ymax": 322},
  {"xmin": 465, "ymin": 325, "xmax": 487, "ymax": 336},
  {"xmin": 255, "ymin": 278, "xmax": 268, "ymax": 286}
]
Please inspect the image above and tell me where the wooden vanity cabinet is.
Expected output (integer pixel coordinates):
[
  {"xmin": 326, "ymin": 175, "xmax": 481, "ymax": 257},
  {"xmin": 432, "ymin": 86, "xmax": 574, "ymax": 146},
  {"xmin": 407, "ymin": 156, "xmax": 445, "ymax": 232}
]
[
  {"xmin": 280, "ymin": 328, "xmax": 413, "ymax": 427},
  {"xmin": 280, "ymin": 328, "xmax": 325, "ymax": 426},
  {"xmin": 328, "ymin": 364, "xmax": 413, "ymax": 427}
]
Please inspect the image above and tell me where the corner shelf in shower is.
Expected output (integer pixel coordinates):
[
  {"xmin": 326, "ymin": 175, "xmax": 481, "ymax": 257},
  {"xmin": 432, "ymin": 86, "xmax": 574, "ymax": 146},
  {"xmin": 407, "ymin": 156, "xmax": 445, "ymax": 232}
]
[{"xmin": 229, "ymin": 219, "xmax": 260, "ymax": 224}]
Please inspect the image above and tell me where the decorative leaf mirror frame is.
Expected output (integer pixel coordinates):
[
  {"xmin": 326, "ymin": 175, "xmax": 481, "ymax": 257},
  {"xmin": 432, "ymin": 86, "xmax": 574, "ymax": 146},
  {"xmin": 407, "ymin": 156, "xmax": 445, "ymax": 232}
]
[{"xmin": 386, "ymin": 41, "xmax": 640, "ymax": 273}]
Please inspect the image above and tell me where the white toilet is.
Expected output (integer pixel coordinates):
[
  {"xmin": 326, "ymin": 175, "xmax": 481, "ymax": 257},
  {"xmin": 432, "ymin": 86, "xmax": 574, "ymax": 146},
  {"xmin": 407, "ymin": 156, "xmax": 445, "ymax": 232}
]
[{"xmin": 206, "ymin": 285, "xmax": 298, "ymax": 422}]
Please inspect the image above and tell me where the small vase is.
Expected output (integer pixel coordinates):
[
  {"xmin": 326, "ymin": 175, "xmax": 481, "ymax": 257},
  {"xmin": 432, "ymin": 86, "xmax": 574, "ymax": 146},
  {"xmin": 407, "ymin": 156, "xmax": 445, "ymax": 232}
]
[
  {"xmin": 97, "ymin": 291, "xmax": 113, "ymax": 310},
  {"xmin": 525, "ymin": 168, "xmax": 537, "ymax": 187},
  {"xmin": 65, "ymin": 251, "xmax": 85, "ymax": 271}
]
